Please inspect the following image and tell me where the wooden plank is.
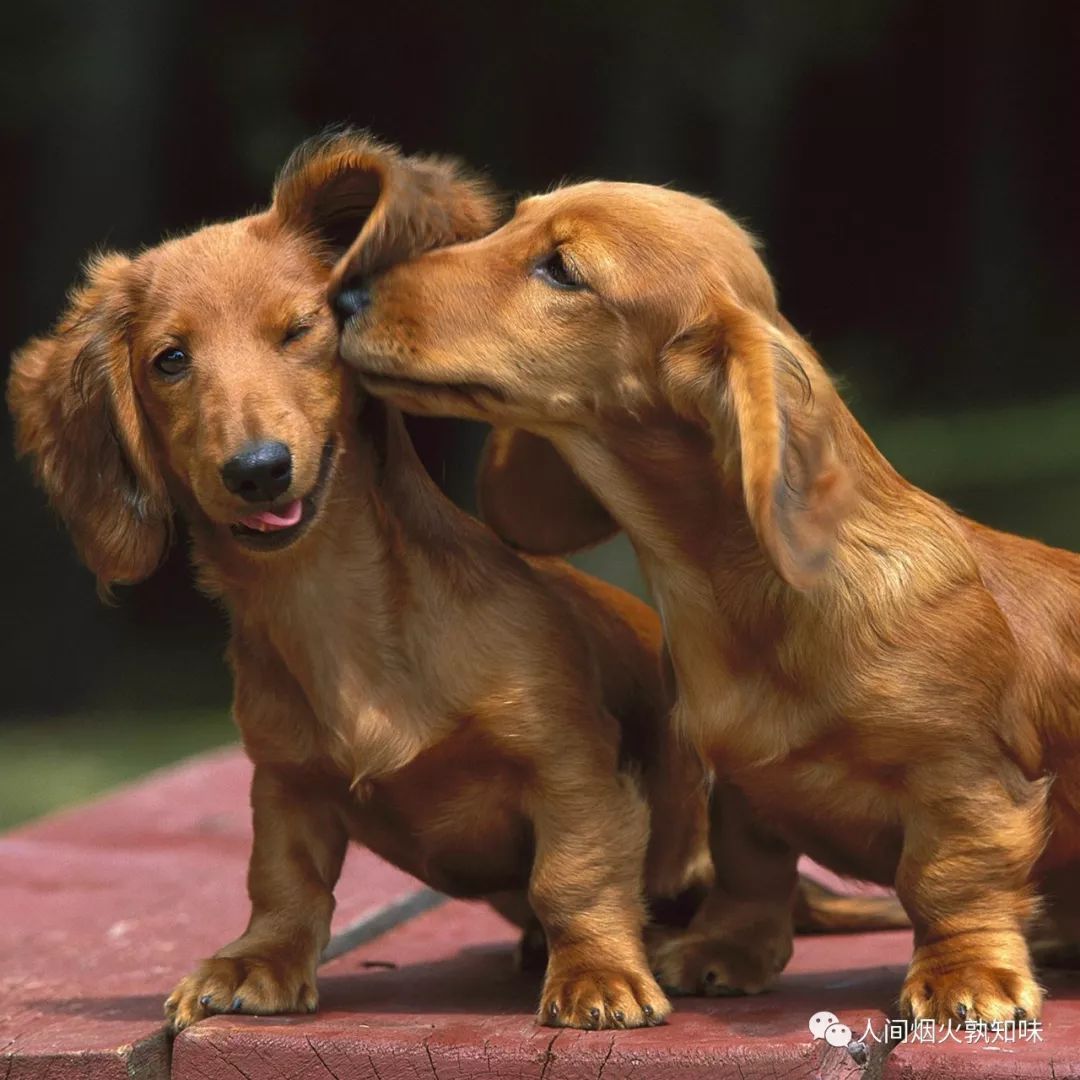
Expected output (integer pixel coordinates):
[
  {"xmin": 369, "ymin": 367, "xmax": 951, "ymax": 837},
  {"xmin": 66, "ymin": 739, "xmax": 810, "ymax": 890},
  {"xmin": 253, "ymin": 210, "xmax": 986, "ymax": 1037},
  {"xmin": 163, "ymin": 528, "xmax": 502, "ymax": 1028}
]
[
  {"xmin": 884, "ymin": 971, "xmax": 1080, "ymax": 1079},
  {"xmin": 175, "ymin": 901, "xmax": 910, "ymax": 1080},
  {"xmin": 8, "ymin": 746, "xmax": 1071, "ymax": 1078},
  {"xmin": 0, "ymin": 749, "xmax": 429, "ymax": 1078}
]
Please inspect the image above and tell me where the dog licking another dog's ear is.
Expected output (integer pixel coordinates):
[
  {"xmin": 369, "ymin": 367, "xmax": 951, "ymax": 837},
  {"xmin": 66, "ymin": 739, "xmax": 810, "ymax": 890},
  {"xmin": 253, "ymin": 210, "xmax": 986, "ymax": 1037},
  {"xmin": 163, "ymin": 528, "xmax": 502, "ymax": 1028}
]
[{"xmin": 9, "ymin": 132, "xmax": 914, "ymax": 1035}]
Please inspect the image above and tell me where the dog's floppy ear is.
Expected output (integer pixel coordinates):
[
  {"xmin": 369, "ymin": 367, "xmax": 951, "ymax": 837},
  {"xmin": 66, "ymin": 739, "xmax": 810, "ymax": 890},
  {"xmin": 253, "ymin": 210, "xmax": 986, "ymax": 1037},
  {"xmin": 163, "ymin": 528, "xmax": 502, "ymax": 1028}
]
[
  {"xmin": 272, "ymin": 130, "xmax": 388, "ymax": 257},
  {"xmin": 8, "ymin": 253, "xmax": 170, "ymax": 592},
  {"xmin": 478, "ymin": 428, "xmax": 619, "ymax": 554},
  {"xmin": 663, "ymin": 299, "xmax": 850, "ymax": 589},
  {"xmin": 272, "ymin": 128, "xmax": 499, "ymax": 275}
]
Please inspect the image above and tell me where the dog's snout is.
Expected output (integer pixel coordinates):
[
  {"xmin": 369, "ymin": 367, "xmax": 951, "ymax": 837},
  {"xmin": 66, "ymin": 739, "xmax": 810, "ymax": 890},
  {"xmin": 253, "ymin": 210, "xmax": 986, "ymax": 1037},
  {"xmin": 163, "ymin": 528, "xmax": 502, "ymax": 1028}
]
[
  {"xmin": 332, "ymin": 278, "xmax": 372, "ymax": 326},
  {"xmin": 221, "ymin": 440, "xmax": 293, "ymax": 503}
]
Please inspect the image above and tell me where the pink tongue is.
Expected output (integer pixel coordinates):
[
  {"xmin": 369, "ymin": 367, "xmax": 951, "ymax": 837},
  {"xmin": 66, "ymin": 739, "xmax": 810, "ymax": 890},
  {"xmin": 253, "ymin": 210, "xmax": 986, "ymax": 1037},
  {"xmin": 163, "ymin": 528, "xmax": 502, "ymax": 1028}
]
[{"xmin": 238, "ymin": 499, "xmax": 303, "ymax": 532}]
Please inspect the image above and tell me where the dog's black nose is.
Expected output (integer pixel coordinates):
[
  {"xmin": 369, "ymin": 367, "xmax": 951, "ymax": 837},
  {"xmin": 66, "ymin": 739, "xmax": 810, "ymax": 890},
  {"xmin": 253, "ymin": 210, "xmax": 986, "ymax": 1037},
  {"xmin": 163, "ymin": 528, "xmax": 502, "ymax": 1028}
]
[
  {"xmin": 332, "ymin": 279, "xmax": 372, "ymax": 325},
  {"xmin": 221, "ymin": 440, "xmax": 293, "ymax": 503}
]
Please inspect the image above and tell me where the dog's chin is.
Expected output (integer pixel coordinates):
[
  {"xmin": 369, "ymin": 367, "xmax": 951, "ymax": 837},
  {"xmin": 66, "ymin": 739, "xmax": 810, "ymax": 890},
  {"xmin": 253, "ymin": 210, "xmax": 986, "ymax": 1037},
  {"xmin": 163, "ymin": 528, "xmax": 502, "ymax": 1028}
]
[
  {"xmin": 228, "ymin": 439, "xmax": 337, "ymax": 554},
  {"xmin": 353, "ymin": 368, "xmax": 505, "ymax": 420}
]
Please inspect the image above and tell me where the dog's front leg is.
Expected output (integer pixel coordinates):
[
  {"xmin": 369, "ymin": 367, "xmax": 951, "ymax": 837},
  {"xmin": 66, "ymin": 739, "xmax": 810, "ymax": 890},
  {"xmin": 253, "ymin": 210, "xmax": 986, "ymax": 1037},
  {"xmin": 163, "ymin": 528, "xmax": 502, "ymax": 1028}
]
[
  {"xmin": 648, "ymin": 780, "xmax": 798, "ymax": 996},
  {"xmin": 895, "ymin": 768, "xmax": 1047, "ymax": 1025},
  {"xmin": 165, "ymin": 764, "xmax": 347, "ymax": 1030},
  {"xmin": 525, "ymin": 744, "xmax": 671, "ymax": 1029}
]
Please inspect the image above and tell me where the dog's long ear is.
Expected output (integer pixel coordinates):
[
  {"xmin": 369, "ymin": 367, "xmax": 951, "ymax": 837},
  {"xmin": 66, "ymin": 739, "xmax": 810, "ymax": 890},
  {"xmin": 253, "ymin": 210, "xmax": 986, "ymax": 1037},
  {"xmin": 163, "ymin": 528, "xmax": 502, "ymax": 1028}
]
[
  {"xmin": 272, "ymin": 129, "xmax": 499, "ymax": 275},
  {"xmin": 478, "ymin": 428, "xmax": 619, "ymax": 554},
  {"xmin": 8, "ymin": 253, "xmax": 170, "ymax": 592},
  {"xmin": 663, "ymin": 299, "xmax": 850, "ymax": 589}
]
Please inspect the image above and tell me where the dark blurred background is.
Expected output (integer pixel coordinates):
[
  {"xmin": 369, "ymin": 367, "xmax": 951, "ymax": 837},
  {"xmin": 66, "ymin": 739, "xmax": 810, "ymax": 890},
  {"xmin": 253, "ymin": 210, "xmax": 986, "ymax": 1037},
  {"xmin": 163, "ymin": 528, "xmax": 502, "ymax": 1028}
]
[{"xmin": 1, "ymin": 0, "xmax": 1077, "ymax": 822}]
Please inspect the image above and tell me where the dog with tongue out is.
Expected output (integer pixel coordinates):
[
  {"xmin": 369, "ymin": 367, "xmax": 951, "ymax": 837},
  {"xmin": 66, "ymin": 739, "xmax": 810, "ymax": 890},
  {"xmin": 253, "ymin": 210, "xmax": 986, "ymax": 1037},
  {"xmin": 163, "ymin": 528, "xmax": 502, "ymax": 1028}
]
[
  {"xmin": 240, "ymin": 502, "xmax": 302, "ymax": 533},
  {"xmin": 9, "ymin": 130, "xmax": 716, "ymax": 1033}
]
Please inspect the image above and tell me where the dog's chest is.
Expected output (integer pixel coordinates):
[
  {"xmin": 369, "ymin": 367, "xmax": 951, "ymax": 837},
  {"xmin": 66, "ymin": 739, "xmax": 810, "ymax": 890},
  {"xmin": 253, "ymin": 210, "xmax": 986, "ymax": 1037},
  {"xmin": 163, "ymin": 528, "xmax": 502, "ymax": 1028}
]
[
  {"xmin": 664, "ymin": 618, "xmax": 907, "ymax": 884},
  {"xmin": 342, "ymin": 729, "xmax": 533, "ymax": 897},
  {"xmin": 261, "ymin": 600, "xmax": 435, "ymax": 778},
  {"xmin": 735, "ymin": 755, "xmax": 905, "ymax": 885}
]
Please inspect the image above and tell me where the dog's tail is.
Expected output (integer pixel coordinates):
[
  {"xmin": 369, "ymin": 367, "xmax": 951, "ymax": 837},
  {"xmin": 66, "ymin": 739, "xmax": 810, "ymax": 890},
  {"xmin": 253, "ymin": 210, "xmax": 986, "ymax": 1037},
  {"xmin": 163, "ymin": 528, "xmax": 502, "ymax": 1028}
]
[
  {"xmin": 651, "ymin": 874, "xmax": 909, "ymax": 934},
  {"xmin": 794, "ymin": 876, "xmax": 910, "ymax": 933}
]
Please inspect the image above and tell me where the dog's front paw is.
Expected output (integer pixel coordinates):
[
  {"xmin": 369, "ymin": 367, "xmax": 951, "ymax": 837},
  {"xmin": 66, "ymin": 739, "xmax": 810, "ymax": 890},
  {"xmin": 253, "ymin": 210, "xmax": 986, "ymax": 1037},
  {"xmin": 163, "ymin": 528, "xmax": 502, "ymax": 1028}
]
[
  {"xmin": 648, "ymin": 926, "xmax": 791, "ymax": 997},
  {"xmin": 539, "ymin": 965, "xmax": 670, "ymax": 1029},
  {"xmin": 165, "ymin": 952, "xmax": 318, "ymax": 1031},
  {"xmin": 900, "ymin": 944, "xmax": 1042, "ymax": 1025}
]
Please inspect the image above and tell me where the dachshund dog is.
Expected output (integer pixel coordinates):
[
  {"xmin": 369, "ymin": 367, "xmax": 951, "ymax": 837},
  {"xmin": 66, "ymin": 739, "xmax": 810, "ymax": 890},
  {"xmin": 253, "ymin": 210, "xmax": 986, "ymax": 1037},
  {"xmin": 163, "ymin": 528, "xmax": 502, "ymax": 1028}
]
[
  {"xmin": 331, "ymin": 179, "xmax": 1080, "ymax": 1025},
  {"xmin": 9, "ymin": 141, "xmax": 703, "ymax": 1032}
]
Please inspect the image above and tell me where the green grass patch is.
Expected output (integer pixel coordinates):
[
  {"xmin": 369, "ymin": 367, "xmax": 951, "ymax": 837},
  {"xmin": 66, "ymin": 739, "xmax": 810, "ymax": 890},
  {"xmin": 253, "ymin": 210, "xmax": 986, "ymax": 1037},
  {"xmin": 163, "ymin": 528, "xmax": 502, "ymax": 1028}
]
[{"xmin": 0, "ymin": 709, "xmax": 236, "ymax": 829}]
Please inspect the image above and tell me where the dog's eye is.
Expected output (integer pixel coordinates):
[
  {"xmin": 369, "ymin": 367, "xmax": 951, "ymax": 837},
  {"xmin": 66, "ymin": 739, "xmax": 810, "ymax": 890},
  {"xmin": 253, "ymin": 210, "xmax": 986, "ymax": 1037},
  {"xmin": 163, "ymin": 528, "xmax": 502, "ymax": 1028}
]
[
  {"xmin": 534, "ymin": 250, "xmax": 586, "ymax": 291},
  {"xmin": 153, "ymin": 347, "xmax": 190, "ymax": 379},
  {"xmin": 282, "ymin": 322, "xmax": 312, "ymax": 345}
]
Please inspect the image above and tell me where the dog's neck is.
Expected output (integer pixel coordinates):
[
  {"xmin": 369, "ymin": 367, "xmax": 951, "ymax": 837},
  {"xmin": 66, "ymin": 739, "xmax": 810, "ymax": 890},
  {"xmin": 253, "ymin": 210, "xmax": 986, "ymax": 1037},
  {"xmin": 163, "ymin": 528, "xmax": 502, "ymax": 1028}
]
[
  {"xmin": 545, "ymin": 409, "xmax": 837, "ymax": 764},
  {"xmin": 551, "ymin": 409, "xmax": 771, "ymax": 598},
  {"xmin": 547, "ymin": 399, "xmax": 934, "ymax": 705},
  {"xmin": 187, "ymin": 397, "xmax": 482, "ymax": 779}
]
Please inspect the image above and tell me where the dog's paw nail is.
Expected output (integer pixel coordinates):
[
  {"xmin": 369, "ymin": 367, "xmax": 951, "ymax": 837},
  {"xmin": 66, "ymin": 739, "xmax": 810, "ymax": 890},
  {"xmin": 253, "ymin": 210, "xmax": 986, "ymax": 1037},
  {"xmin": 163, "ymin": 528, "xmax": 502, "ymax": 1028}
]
[
  {"xmin": 589, "ymin": 1006, "xmax": 600, "ymax": 1025},
  {"xmin": 1014, "ymin": 1006, "xmax": 1027, "ymax": 1021},
  {"xmin": 613, "ymin": 1010, "xmax": 624, "ymax": 1023},
  {"xmin": 199, "ymin": 994, "xmax": 212, "ymax": 1007},
  {"xmin": 231, "ymin": 997, "xmax": 244, "ymax": 1012},
  {"xmin": 549, "ymin": 1001, "xmax": 559, "ymax": 1017},
  {"xmin": 643, "ymin": 1004, "xmax": 654, "ymax": 1017},
  {"xmin": 955, "ymin": 1003, "xmax": 967, "ymax": 1021},
  {"xmin": 703, "ymin": 970, "xmax": 717, "ymax": 986}
]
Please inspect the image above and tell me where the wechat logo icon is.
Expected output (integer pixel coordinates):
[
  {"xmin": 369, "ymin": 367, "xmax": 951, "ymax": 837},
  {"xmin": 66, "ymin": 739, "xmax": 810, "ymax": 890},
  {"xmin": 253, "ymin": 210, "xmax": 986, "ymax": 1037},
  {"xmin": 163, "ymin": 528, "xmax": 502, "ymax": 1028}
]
[{"xmin": 809, "ymin": 1010, "xmax": 853, "ymax": 1048}]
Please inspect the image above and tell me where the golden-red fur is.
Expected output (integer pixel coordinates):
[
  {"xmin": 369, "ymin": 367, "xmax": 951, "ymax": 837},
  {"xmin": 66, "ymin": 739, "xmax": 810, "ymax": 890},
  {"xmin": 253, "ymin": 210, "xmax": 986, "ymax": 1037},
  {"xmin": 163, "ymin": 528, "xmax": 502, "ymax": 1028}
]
[
  {"xmin": 9, "ymin": 141, "xmax": 695, "ymax": 1032},
  {"xmin": 332, "ymin": 179, "xmax": 1080, "ymax": 1023},
  {"xmin": 9, "ymin": 143, "xmax": 907, "ymax": 1034}
]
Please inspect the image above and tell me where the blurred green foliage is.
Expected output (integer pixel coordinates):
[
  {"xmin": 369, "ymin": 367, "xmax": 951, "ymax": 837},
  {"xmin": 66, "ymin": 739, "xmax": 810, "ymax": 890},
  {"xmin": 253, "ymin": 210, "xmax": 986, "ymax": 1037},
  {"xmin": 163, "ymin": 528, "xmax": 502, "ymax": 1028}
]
[{"xmin": 0, "ymin": 710, "xmax": 235, "ymax": 829}]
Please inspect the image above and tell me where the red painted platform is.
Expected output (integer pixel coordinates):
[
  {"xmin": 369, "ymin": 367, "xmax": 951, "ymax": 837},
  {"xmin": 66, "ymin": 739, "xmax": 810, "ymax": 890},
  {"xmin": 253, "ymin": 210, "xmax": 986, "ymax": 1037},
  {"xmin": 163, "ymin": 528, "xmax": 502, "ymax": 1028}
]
[
  {"xmin": 2, "ymin": 747, "xmax": 1078, "ymax": 1079},
  {"xmin": 0, "ymin": 749, "xmax": 430, "ymax": 1079},
  {"xmin": 175, "ymin": 904, "xmax": 907, "ymax": 1080}
]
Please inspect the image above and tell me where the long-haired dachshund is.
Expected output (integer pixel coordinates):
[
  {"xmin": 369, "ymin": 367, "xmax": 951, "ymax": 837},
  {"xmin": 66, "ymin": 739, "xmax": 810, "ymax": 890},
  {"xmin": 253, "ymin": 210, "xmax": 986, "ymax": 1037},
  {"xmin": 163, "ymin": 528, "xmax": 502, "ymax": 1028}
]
[
  {"xmin": 9, "ymin": 140, "xmax": 701, "ymax": 1031},
  {"xmin": 331, "ymin": 179, "xmax": 1080, "ymax": 1024}
]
